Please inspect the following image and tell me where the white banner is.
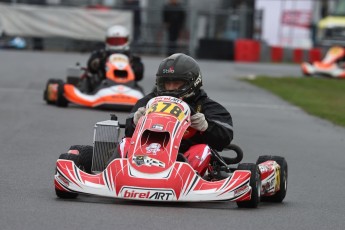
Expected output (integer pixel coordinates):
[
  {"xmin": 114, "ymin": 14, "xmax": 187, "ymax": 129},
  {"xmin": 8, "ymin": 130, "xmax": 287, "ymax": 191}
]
[
  {"xmin": 0, "ymin": 3, "xmax": 132, "ymax": 41},
  {"xmin": 256, "ymin": 0, "xmax": 313, "ymax": 49}
]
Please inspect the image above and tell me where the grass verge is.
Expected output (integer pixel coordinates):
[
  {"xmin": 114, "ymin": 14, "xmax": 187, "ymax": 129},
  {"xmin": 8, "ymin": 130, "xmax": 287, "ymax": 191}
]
[{"xmin": 243, "ymin": 76, "xmax": 345, "ymax": 128}]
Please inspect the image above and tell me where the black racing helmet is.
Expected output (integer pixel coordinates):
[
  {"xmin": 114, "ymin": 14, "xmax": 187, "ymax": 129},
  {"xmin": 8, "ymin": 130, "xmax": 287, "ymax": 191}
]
[{"xmin": 156, "ymin": 53, "xmax": 203, "ymax": 99}]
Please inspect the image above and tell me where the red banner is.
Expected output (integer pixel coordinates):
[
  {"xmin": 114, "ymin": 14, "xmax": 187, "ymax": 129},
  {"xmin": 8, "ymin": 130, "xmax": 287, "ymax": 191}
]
[{"xmin": 281, "ymin": 10, "xmax": 311, "ymax": 28}]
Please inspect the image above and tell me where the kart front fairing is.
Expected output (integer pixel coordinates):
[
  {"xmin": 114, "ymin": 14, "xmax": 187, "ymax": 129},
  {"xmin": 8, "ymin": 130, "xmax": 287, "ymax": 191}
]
[
  {"xmin": 63, "ymin": 82, "xmax": 143, "ymax": 108},
  {"xmin": 62, "ymin": 53, "xmax": 144, "ymax": 108},
  {"xmin": 128, "ymin": 96, "xmax": 192, "ymax": 174},
  {"xmin": 55, "ymin": 96, "xmax": 253, "ymax": 202}
]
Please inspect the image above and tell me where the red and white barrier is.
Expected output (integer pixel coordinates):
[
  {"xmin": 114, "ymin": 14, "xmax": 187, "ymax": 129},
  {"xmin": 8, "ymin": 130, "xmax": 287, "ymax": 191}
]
[{"xmin": 233, "ymin": 39, "xmax": 323, "ymax": 63}]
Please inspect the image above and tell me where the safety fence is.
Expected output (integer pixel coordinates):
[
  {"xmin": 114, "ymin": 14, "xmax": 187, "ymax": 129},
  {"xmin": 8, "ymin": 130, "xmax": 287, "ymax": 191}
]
[
  {"xmin": 0, "ymin": 3, "xmax": 262, "ymax": 57},
  {"xmin": 1, "ymin": 3, "xmax": 323, "ymax": 63}
]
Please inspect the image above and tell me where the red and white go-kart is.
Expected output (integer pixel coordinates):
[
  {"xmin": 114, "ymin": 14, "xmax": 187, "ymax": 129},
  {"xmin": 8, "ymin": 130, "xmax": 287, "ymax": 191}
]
[{"xmin": 54, "ymin": 96, "xmax": 288, "ymax": 208}]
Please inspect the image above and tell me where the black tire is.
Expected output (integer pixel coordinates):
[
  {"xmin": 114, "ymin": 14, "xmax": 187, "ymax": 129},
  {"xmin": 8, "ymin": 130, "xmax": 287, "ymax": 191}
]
[
  {"xmin": 256, "ymin": 155, "xmax": 288, "ymax": 202},
  {"xmin": 133, "ymin": 61, "xmax": 144, "ymax": 81},
  {"xmin": 78, "ymin": 77, "xmax": 93, "ymax": 93},
  {"xmin": 66, "ymin": 76, "xmax": 80, "ymax": 86},
  {"xmin": 55, "ymin": 153, "xmax": 80, "ymax": 199},
  {"xmin": 68, "ymin": 145, "xmax": 93, "ymax": 173},
  {"xmin": 43, "ymin": 78, "xmax": 60, "ymax": 105},
  {"xmin": 56, "ymin": 80, "xmax": 68, "ymax": 107},
  {"xmin": 236, "ymin": 163, "xmax": 261, "ymax": 208}
]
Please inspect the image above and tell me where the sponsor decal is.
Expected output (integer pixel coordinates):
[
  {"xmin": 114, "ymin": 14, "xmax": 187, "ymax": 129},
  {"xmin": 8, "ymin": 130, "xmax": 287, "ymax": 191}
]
[
  {"xmin": 132, "ymin": 155, "xmax": 165, "ymax": 167},
  {"xmin": 67, "ymin": 149, "xmax": 79, "ymax": 155},
  {"xmin": 234, "ymin": 184, "xmax": 250, "ymax": 196},
  {"xmin": 146, "ymin": 143, "xmax": 161, "ymax": 154},
  {"xmin": 121, "ymin": 187, "xmax": 175, "ymax": 201},
  {"xmin": 162, "ymin": 67, "xmax": 174, "ymax": 74},
  {"xmin": 57, "ymin": 175, "xmax": 69, "ymax": 186},
  {"xmin": 147, "ymin": 101, "xmax": 184, "ymax": 121},
  {"xmin": 151, "ymin": 96, "xmax": 182, "ymax": 104},
  {"xmin": 259, "ymin": 164, "xmax": 271, "ymax": 173},
  {"xmin": 194, "ymin": 74, "xmax": 202, "ymax": 87},
  {"xmin": 133, "ymin": 155, "xmax": 145, "ymax": 166},
  {"xmin": 109, "ymin": 54, "xmax": 129, "ymax": 63},
  {"xmin": 262, "ymin": 176, "xmax": 276, "ymax": 194},
  {"xmin": 152, "ymin": 124, "xmax": 163, "ymax": 131},
  {"xmin": 111, "ymin": 95, "xmax": 132, "ymax": 99},
  {"xmin": 275, "ymin": 167, "xmax": 281, "ymax": 191},
  {"xmin": 262, "ymin": 182, "xmax": 272, "ymax": 193},
  {"xmin": 196, "ymin": 104, "xmax": 202, "ymax": 113},
  {"xmin": 169, "ymin": 97, "xmax": 183, "ymax": 104}
]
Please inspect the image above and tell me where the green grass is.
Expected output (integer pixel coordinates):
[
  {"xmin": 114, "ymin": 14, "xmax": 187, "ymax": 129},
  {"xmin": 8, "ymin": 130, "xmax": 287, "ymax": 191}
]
[{"xmin": 243, "ymin": 76, "xmax": 345, "ymax": 128}]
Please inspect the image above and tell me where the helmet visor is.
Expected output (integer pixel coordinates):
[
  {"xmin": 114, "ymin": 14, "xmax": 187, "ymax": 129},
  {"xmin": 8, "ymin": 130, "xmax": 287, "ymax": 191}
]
[
  {"xmin": 106, "ymin": 37, "xmax": 128, "ymax": 46},
  {"xmin": 157, "ymin": 76, "xmax": 191, "ymax": 98}
]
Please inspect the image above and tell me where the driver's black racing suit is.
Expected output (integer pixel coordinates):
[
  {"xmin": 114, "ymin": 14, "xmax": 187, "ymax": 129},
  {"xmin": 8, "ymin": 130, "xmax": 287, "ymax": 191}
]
[{"xmin": 125, "ymin": 89, "xmax": 233, "ymax": 152}]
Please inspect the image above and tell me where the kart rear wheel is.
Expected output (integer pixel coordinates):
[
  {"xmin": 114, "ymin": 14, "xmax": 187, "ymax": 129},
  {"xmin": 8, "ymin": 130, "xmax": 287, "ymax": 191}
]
[
  {"xmin": 55, "ymin": 153, "xmax": 80, "ymax": 199},
  {"xmin": 236, "ymin": 163, "xmax": 261, "ymax": 208},
  {"xmin": 56, "ymin": 80, "xmax": 68, "ymax": 107},
  {"xmin": 68, "ymin": 145, "xmax": 93, "ymax": 173},
  {"xmin": 43, "ymin": 78, "xmax": 60, "ymax": 105},
  {"xmin": 133, "ymin": 60, "xmax": 144, "ymax": 81},
  {"xmin": 257, "ymin": 155, "xmax": 288, "ymax": 202}
]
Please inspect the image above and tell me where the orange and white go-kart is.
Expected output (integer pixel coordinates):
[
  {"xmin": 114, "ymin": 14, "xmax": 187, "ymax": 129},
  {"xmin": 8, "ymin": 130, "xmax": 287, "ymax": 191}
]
[
  {"xmin": 301, "ymin": 46, "xmax": 345, "ymax": 79},
  {"xmin": 44, "ymin": 53, "xmax": 145, "ymax": 110}
]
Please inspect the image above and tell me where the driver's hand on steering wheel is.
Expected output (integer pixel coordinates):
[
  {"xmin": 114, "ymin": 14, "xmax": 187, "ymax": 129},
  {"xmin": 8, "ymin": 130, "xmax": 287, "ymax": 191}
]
[
  {"xmin": 133, "ymin": 107, "xmax": 146, "ymax": 125},
  {"xmin": 190, "ymin": 113, "xmax": 208, "ymax": 132}
]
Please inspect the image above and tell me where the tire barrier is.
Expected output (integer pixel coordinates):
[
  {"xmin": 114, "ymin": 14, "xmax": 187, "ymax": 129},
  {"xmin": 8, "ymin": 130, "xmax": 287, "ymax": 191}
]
[
  {"xmin": 234, "ymin": 39, "xmax": 260, "ymax": 62},
  {"xmin": 197, "ymin": 38, "xmax": 324, "ymax": 63}
]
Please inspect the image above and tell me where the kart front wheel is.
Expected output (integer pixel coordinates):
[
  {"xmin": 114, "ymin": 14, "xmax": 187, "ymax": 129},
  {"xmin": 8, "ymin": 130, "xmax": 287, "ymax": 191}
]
[
  {"xmin": 257, "ymin": 155, "xmax": 288, "ymax": 202},
  {"xmin": 66, "ymin": 76, "xmax": 80, "ymax": 86},
  {"xmin": 56, "ymin": 80, "xmax": 68, "ymax": 107},
  {"xmin": 236, "ymin": 163, "xmax": 261, "ymax": 208},
  {"xmin": 68, "ymin": 145, "xmax": 93, "ymax": 173},
  {"xmin": 55, "ymin": 188, "xmax": 78, "ymax": 199},
  {"xmin": 55, "ymin": 153, "xmax": 80, "ymax": 199},
  {"xmin": 43, "ymin": 78, "xmax": 60, "ymax": 105}
]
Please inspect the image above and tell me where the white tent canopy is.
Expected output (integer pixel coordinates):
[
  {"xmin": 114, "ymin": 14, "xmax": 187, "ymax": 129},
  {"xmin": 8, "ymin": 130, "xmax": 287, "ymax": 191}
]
[{"xmin": 0, "ymin": 3, "xmax": 132, "ymax": 41}]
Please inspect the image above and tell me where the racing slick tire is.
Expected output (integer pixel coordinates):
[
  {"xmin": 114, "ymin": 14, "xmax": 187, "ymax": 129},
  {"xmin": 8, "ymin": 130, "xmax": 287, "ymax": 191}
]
[
  {"xmin": 256, "ymin": 155, "xmax": 288, "ymax": 202},
  {"xmin": 236, "ymin": 163, "xmax": 261, "ymax": 208},
  {"xmin": 55, "ymin": 153, "xmax": 80, "ymax": 199},
  {"xmin": 68, "ymin": 145, "xmax": 93, "ymax": 173},
  {"xmin": 56, "ymin": 80, "xmax": 69, "ymax": 107},
  {"xmin": 78, "ymin": 77, "xmax": 93, "ymax": 93},
  {"xmin": 132, "ymin": 57, "xmax": 144, "ymax": 81},
  {"xmin": 66, "ymin": 76, "xmax": 80, "ymax": 86},
  {"xmin": 43, "ymin": 78, "xmax": 60, "ymax": 105}
]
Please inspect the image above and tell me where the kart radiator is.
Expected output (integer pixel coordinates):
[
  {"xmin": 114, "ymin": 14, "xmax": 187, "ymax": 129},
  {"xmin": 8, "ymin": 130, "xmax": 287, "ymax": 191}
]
[{"xmin": 91, "ymin": 119, "xmax": 121, "ymax": 173}]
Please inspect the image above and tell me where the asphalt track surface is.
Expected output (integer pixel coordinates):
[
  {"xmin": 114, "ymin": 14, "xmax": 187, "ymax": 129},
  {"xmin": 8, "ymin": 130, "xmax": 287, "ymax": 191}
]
[{"xmin": 1, "ymin": 50, "xmax": 344, "ymax": 230}]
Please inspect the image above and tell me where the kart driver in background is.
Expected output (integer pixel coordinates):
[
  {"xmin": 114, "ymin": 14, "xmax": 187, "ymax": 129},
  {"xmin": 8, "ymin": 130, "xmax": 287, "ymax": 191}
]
[
  {"xmin": 87, "ymin": 25, "xmax": 144, "ymax": 89},
  {"xmin": 119, "ymin": 53, "xmax": 233, "ymax": 176}
]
